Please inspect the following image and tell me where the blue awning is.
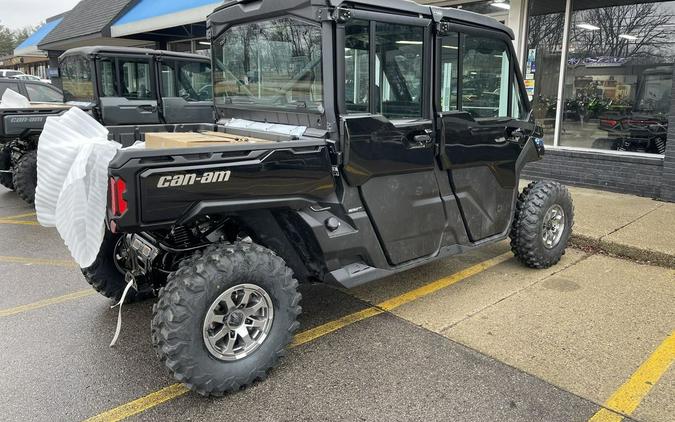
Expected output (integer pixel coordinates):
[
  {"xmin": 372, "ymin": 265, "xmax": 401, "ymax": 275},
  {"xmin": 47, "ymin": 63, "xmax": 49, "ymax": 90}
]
[
  {"xmin": 111, "ymin": 0, "xmax": 221, "ymax": 37},
  {"xmin": 14, "ymin": 18, "xmax": 63, "ymax": 56}
]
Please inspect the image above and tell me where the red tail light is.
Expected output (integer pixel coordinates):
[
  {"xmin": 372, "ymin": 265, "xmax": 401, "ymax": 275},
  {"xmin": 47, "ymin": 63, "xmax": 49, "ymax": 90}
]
[
  {"xmin": 602, "ymin": 119, "xmax": 618, "ymax": 127},
  {"xmin": 109, "ymin": 177, "xmax": 128, "ymax": 216}
]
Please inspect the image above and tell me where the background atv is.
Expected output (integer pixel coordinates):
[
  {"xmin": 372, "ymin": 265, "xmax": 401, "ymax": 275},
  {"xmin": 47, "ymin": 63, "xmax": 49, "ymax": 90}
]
[
  {"xmin": 75, "ymin": 0, "xmax": 574, "ymax": 397},
  {"xmin": 0, "ymin": 46, "xmax": 214, "ymax": 204}
]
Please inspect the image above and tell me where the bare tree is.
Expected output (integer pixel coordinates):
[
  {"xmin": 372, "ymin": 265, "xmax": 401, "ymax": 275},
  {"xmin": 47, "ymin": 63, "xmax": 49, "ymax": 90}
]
[
  {"xmin": 527, "ymin": 12, "xmax": 565, "ymax": 51},
  {"xmin": 570, "ymin": 3, "xmax": 675, "ymax": 62}
]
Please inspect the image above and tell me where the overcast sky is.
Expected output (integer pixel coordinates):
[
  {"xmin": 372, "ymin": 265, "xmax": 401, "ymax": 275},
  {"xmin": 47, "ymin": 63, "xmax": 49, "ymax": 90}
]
[{"xmin": 0, "ymin": 0, "xmax": 80, "ymax": 30}]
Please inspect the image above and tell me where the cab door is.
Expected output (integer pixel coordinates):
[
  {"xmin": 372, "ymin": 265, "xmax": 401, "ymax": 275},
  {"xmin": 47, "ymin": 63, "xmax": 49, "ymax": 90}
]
[
  {"xmin": 97, "ymin": 55, "xmax": 161, "ymax": 125},
  {"xmin": 437, "ymin": 27, "xmax": 533, "ymax": 242},
  {"xmin": 340, "ymin": 16, "xmax": 445, "ymax": 266}
]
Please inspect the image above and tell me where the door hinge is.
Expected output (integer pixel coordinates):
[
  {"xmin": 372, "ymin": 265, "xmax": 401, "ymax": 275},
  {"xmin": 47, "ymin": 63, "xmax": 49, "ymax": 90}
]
[{"xmin": 331, "ymin": 165, "xmax": 340, "ymax": 177}]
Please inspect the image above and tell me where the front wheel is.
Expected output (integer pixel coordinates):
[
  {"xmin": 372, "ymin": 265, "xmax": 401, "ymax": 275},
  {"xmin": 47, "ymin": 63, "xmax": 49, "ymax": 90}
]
[
  {"xmin": 510, "ymin": 181, "xmax": 574, "ymax": 269},
  {"xmin": 151, "ymin": 242, "xmax": 301, "ymax": 396}
]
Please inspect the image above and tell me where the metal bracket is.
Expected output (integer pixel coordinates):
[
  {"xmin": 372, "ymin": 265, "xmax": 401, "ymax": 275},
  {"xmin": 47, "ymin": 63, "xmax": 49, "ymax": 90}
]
[
  {"xmin": 333, "ymin": 7, "xmax": 352, "ymax": 23},
  {"xmin": 437, "ymin": 21, "xmax": 452, "ymax": 35}
]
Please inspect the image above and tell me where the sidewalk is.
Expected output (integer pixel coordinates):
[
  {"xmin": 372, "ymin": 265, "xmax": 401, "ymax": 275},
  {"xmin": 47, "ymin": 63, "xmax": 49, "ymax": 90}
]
[{"xmin": 523, "ymin": 181, "xmax": 675, "ymax": 268}]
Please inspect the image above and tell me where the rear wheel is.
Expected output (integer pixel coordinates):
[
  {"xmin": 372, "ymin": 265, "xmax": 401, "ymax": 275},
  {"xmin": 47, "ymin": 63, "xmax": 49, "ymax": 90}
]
[
  {"xmin": 510, "ymin": 180, "xmax": 574, "ymax": 269},
  {"xmin": 0, "ymin": 144, "xmax": 14, "ymax": 190},
  {"xmin": 81, "ymin": 231, "xmax": 151, "ymax": 302},
  {"xmin": 13, "ymin": 149, "xmax": 37, "ymax": 204},
  {"xmin": 151, "ymin": 242, "xmax": 301, "ymax": 396}
]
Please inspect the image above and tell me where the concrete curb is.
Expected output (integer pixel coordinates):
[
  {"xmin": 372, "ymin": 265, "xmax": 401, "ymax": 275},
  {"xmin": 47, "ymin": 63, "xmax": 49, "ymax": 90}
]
[{"xmin": 570, "ymin": 233, "xmax": 675, "ymax": 269}]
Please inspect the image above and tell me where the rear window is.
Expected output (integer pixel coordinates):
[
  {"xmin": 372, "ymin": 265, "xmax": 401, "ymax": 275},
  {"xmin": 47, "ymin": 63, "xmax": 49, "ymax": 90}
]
[
  {"xmin": 161, "ymin": 60, "xmax": 212, "ymax": 102},
  {"xmin": 0, "ymin": 81, "xmax": 21, "ymax": 98},
  {"xmin": 61, "ymin": 56, "xmax": 94, "ymax": 102}
]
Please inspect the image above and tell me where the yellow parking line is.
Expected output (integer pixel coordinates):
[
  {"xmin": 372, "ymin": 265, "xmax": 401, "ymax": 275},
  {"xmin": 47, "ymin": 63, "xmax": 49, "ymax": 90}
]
[
  {"xmin": 0, "ymin": 211, "xmax": 37, "ymax": 220},
  {"xmin": 588, "ymin": 331, "xmax": 675, "ymax": 422},
  {"xmin": 0, "ymin": 289, "xmax": 95, "ymax": 317},
  {"xmin": 82, "ymin": 252, "xmax": 512, "ymax": 422},
  {"xmin": 83, "ymin": 384, "xmax": 191, "ymax": 422},
  {"xmin": 0, "ymin": 219, "xmax": 40, "ymax": 225},
  {"xmin": 0, "ymin": 256, "xmax": 77, "ymax": 267}
]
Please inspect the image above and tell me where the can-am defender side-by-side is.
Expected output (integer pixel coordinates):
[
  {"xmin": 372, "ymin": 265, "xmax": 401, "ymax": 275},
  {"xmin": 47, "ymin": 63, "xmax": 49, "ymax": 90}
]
[
  {"xmin": 0, "ymin": 47, "xmax": 214, "ymax": 203},
  {"xmin": 79, "ymin": 0, "xmax": 574, "ymax": 395}
]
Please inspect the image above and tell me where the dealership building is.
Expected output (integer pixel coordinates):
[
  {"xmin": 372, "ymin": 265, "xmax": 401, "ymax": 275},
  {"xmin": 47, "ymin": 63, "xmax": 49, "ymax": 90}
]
[{"xmin": 9, "ymin": 0, "xmax": 675, "ymax": 201}]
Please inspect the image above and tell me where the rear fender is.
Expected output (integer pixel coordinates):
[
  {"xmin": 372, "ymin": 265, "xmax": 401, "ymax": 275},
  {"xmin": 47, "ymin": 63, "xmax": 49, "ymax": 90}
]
[{"xmin": 234, "ymin": 209, "xmax": 326, "ymax": 283}]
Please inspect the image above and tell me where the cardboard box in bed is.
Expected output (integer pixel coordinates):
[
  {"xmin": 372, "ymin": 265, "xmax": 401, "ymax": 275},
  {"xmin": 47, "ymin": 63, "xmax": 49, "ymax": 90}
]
[{"xmin": 145, "ymin": 131, "xmax": 273, "ymax": 149}]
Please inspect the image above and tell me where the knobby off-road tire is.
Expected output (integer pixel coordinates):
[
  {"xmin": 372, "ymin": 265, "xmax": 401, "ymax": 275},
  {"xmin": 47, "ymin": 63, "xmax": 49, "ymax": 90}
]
[
  {"xmin": 0, "ymin": 144, "xmax": 13, "ymax": 190},
  {"xmin": 151, "ymin": 242, "xmax": 301, "ymax": 396},
  {"xmin": 13, "ymin": 149, "xmax": 37, "ymax": 204},
  {"xmin": 81, "ymin": 231, "xmax": 149, "ymax": 302},
  {"xmin": 510, "ymin": 180, "xmax": 574, "ymax": 269}
]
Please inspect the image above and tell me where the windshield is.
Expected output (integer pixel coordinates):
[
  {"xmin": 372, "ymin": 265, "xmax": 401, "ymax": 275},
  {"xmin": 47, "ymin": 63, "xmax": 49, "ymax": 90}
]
[{"xmin": 213, "ymin": 17, "xmax": 323, "ymax": 112}]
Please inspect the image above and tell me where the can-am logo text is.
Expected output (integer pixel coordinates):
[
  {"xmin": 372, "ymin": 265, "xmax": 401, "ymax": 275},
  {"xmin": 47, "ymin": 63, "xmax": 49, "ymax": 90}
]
[{"xmin": 156, "ymin": 170, "xmax": 231, "ymax": 188}]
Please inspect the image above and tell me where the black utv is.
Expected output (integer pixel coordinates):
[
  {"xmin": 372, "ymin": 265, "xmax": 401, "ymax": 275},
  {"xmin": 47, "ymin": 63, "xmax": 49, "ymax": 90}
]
[
  {"xmin": 0, "ymin": 46, "xmax": 213, "ymax": 203},
  {"xmin": 596, "ymin": 65, "xmax": 671, "ymax": 154},
  {"xmin": 82, "ymin": 0, "xmax": 573, "ymax": 396}
]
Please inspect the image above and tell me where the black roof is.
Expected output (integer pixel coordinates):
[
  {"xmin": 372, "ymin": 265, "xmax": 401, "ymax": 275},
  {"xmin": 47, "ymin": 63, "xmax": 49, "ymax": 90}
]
[
  {"xmin": 334, "ymin": 0, "xmax": 513, "ymax": 38},
  {"xmin": 215, "ymin": 0, "xmax": 513, "ymax": 39},
  {"xmin": 39, "ymin": 0, "xmax": 136, "ymax": 49},
  {"xmin": 59, "ymin": 46, "xmax": 211, "ymax": 62}
]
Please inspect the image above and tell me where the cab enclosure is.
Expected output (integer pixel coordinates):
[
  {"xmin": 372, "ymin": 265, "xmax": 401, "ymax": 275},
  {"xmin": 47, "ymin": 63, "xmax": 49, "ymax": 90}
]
[{"xmin": 106, "ymin": 0, "xmax": 545, "ymax": 290}]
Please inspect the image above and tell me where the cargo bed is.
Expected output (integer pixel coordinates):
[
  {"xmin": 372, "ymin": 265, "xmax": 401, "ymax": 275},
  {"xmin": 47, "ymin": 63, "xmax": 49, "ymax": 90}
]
[{"xmin": 107, "ymin": 134, "xmax": 335, "ymax": 233}]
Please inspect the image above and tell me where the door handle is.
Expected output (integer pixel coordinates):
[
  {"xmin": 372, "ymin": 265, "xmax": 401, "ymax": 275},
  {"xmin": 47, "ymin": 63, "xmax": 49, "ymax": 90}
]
[
  {"xmin": 506, "ymin": 127, "xmax": 528, "ymax": 145},
  {"xmin": 413, "ymin": 134, "xmax": 432, "ymax": 144},
  {"xmin": 137, "ymin": 105, "xmax": 156, "ymax": 113}
]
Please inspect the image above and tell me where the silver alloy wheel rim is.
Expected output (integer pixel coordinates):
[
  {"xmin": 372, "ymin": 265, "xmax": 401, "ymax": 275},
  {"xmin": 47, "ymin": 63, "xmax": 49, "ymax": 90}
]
[
  {"xmin": 542, "ymin": 204, "xmax": 565, "ymax": 249},
  {"xmin": 203, "ymin": 283, "xmax": 274, "ymax": 361}
]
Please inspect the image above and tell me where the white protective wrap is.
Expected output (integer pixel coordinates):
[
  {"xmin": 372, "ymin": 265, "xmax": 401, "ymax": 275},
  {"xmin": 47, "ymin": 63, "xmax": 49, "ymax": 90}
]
[
  {"xmin": 0, "ymin": 89, "xmax": 30, "ymax": 108},
  {"xmin": 35, "ymin": 107, "xmax": 121, "ymax": 268}
]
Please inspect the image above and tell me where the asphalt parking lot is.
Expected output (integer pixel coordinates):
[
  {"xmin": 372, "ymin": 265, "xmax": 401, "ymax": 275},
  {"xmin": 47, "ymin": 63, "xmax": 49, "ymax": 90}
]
[{"xmin": 0, "ymin": 186, "xmax": 673, "ymax": 422}]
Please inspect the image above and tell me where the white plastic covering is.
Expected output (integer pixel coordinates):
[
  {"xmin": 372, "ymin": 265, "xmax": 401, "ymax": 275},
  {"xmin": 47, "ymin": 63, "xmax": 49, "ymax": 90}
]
[
  {"xmin": 35, "ymin": 107, "xmax": 121, "ymax": 268},
  {"xmin": 0, "ymin": 89, "xmax": 30, "ymax": 108},
  {"xmin": 224, "ymin": 118, "xmax": 307, "ymax": 138}
]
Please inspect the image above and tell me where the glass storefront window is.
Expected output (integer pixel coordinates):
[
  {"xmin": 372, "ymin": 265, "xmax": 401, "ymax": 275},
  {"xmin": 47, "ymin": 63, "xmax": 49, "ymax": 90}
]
[
  {"xmin": 559, "ymin": 1, "xmax": 674, "ymax": 155},
  {"xmin": 525, "ymin": 0, "xmax": 674, "ymax": 155},
  {"xmin": 524, "ymin": 0, "xmax": 566, "ymax": 145}
]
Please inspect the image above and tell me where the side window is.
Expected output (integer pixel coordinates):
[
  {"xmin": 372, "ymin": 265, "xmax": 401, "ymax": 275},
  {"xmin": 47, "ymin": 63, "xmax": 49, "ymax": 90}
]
[
  {"xmin": 375, "ymin": 22, "xmax": 424, "ymax": 120},
  {"xmin": 440, "ymin": 33, "xmax": 459, "ymax": 112},
  {"xmin": 25, "ymin": 84, "xmax": 63, "ymax": 103},
  {"xmin": 344, "ymin": 20, "xmax": 370, "ymax": 113},
  {"xmin": 99, "ymin": 59, "xmax": 117, "ymax": 97},
  {"xmin": 461, "ymin": 35, "xmax": 511, "ymax": 118},
  {"xmin": 0, "ymin": 81, "xmax": 21, "ymax": 97},
  {"xmin": 119, "ymin": 60, "xmax": 153, "ymax": 100},
  {"xmin": 161, "ymin": 63, "xmax": 177, "ymax": 97}
]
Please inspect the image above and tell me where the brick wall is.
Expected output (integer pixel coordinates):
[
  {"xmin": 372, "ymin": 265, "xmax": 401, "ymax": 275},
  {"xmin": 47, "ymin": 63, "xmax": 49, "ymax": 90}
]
[{"xmin": 522, "ymin": 148, "xmax": 665, "ymax": 199}]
